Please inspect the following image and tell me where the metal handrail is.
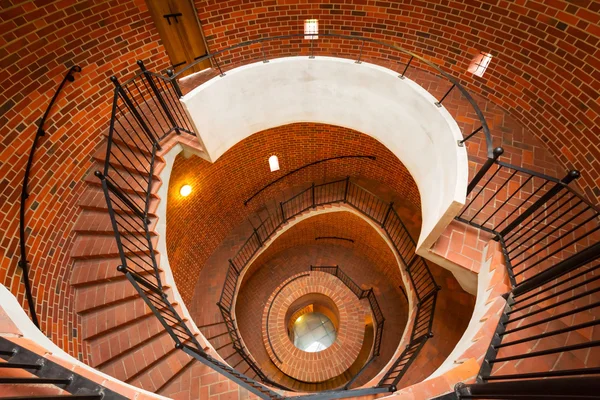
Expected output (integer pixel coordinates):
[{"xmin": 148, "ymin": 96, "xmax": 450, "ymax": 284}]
[
  {"xmin": 18, "ymin": 65, "xmax": 81, "ymax": 329},
  {"xmin": 168, "ymin": 33, "xmax": 493, "ymax": 158},
  {"xmin": 219, "ymin": 177, "xmax": 437, "ymax": 391},
  {"xmin": 310, "ymin": 264, "xmax": 386, "ymax": 388}
]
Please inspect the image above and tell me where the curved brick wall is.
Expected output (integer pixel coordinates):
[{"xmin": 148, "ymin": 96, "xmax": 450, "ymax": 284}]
[
  {"xmin": 262, "ymin": 271, "xmax": 367, "ymax": 382},
  {"xmin": 231, "ymin": 211, "xmax": 410, "ymax": 388},
  {"xmin": 0, "ymin": 0, "xmax": 169, "ymax": 360},
  {"xmin": 167, "ymin": 123, "xmax": 420, "ymax": 302},
  {"xmin": 194, "ymin": 0, "xmax": 600, "ymax": 202}
]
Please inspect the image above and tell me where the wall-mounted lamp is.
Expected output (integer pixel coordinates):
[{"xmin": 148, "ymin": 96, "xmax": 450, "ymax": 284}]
[{"xmin": 180, "ymin": 184, "xmax": 192, "ymax": 197}]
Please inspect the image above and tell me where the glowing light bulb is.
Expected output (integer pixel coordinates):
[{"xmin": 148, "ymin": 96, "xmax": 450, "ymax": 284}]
[{"xmin": 180, "ymin": 184, "xmax": 192, "ymax": 197}]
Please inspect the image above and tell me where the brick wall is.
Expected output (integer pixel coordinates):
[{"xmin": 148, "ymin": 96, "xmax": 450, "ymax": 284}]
[
  {"xmin": 0, "ymin": 0, "xmax": 169, "ymax": 360},
  {"xmin": 233, "ymin": 211, "xmax": 410, "ymax": 387},
  {"xmin": 241, "ymin": 211, "xmax": 407, "ymax": 290},
  {"xmin": 167, "ymin": 123, "xmax": 420, "ymax": 302},
  {"xmin": 194, "ymin": 0, "xmax": 600, "ymax": 202}
]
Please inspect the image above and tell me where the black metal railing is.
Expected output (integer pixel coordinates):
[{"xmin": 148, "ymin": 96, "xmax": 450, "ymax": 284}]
[
  {"xmin": 97, "ymin": 61, "xmax": 285, "ymax": 399},
  {"xmin": 455, "ymin": 242, "xmax": 600, "ymax": 399},
  {"xmin": 218, "ymin": 176, "xmax": 437, "ymax": 391},
  {"xmin": 0, "ymin": 336, "xmax": 128, "ymax": 399},
  {"xmin": 18, "ymin": 65, "xmax": 81, "ymax": 329},
  {"xmin": 310, "ymin": 265, "xmax": 385, "ymax": 389},
  {"xmin": 93, "ymin": 31, "xmax": 600, "ymax": 398},
  {"xmin": 162, "ymin": 30, "xmax": 599, "ymax": 296},
  {"xmin": 457, "ymin": 158, "xmax": 600, "ymax": 286},
  {"xmin": 310, "ymin": 265, "xmax": 385, "ymax": 355}
]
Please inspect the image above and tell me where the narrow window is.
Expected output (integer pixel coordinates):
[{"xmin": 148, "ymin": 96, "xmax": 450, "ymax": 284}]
[
  {"xmin": 304, "ymin": 19, "xmax": 318, "ymax": 40},
  {"xmin": 468, "ymin": 52, "xmax": 492, "ymax": 77},
  {"xmin": 269, "ymin": 155, "xmax": 280, "ymax": 172}
]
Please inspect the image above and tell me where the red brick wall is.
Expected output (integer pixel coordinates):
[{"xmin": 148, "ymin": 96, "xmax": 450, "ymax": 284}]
[
  {"xmin": 167, "ymin": 123, "xmax": 420, "ymax": 302},
  {"xmin": 194, "ymin": 0, "xmax": 600, "ymax": 202},
  {"xmin": 0, "ymin": 0, "xmax": 169, "ymax": 360},
  {"xmin": 242, "ymin": 211, "xmax": 406, "ymax": 290}
]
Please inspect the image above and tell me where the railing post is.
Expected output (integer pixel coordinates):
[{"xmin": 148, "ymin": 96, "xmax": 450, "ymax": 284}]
[
  {"xmin": 382, "ymin": 201, "xmax": 394, "ymax": 227},
  {"xmin": 435, "ymin": 83, "xmax": 456, "ymax": 107},
  {"xmin": 344, "ymin": 176, "xmax": 350, "ymax": 202},
  {"xmin": 110, "ymin": 76, "xmax": 161, "ymax": 149},
  {"xmin": 228, "ymin": 259, "xmax": 239, "ymax": 275},
  {"xmin": 355, "ymin": 40, "xmax": 364, "ymax": 64},
  {"xmin": 312, "ymin": 182, "xmax": 316, "ymax": 208},
  {"xmin": 459, "ymin": 125, "xmax": 483, "ymax": 146},
  {"xmin": 166, "ymin": 69, "xmax": 183, "ymax": 98},
  {"xmin": 399, "ymin": 55, "xmax": 413, "ymax": 79},
  {"xmin": 213, "ymin": 55, "xmax": 225, "ymax": 77},
  {"xmin": 280, "ymin": 201, "xmax": 285, "ymax": 222},
  {"xmin": 467, "ymin": 147, "xmax": 504, "ymax": 195},
  {"xmin": 260, "ymin": 40, "xmax": 269, "ymax": 63},
  {"xmin": 254, "ymin": 228, "xmax": 263, "ymax": 247},
  {"xmin": 138, "ymin": 60, "xmax": 181, "ymax": 135},
  {"xmin": 499, "ymin": 169, "xmax": 581, "ymax": 238}
]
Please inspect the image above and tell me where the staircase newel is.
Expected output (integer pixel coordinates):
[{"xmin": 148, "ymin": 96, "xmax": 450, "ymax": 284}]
[
  {"xmin": 166, "ymin": 68, "xmax": 184, "ymax": 98},
  {"xmin": 138, "ymin": 60, "xmax": 181, "ymax": 135},
  {"xmin": 467, "ymin": 147, "xmax": 503, "ymax": 195}
]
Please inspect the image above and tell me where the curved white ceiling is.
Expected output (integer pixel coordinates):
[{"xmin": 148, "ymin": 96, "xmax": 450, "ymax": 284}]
[{"xmin": 181, "ymin": 56, "xmax": 467, "ymax": 248}]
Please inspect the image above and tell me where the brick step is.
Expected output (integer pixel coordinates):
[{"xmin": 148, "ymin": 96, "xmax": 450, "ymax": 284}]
[
  {"xmin": 494, "ymin": 308, "xmax": 582, "ymax": 363},
  {"xmin": 74, "ymin": 279, "xmax": 170, "ymax": 315},
  {"xmin": 126, "ymin": 343, "xmax": 195, "ymax": 393},
  {"xmin": 0, "ymin": 358, "xmax": 69, "ymax": 397},
  {"xmin": 200, "ymin": 324, "xmax": 229, "ymax": 343},
  {"xmin": 84, "ymin": 169, "xmax": 162, "ymax": 199},
  {"xmin": 74, "ymin": 210, "xmax": 158, "ymax": 235},
  {"xmin": 71, "ymin": 255, "xmax": 161, "ymax": 288},
  {"xmin": 88, "ymin": 315, "xmax": 176, "ymax": 368},
  {"xmin": 70, "ymin": 234, "xmax": 158, "ymax": 260},
  {"xmin": 100, "ymin": 329, "xmax": 177, "ymax": 382},
  {"xmin": 78, "ymin": 186, "xmax": 159, "ymax": 216},
  {"xmin": 93, "ymin": 142, "xmax": 165, "ymax": 178},
  {"xmin": 207, "ymin": 329, "xmax": 232, "ymax": 351},
  {"xmin": 102, "ymin": 128, "xmax": 157, "ymax": 157},
  {"xmin": 156, "ymin": 358, "xmax": 196, "ymax": 395},
  {"xmin": 80, "ymin": 294, "xmax": 181, "ymax": 342}
]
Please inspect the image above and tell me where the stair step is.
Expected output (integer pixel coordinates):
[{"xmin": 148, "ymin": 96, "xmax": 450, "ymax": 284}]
[
  {"xmin": 74, "ymin": 211, "xmax": 158, "ymax": 235},
  {"xmin": 70, "ymin": 234, "xmax": 158, "ymax": 260},
  {"xmin": 75, "ymin": 279, "xmax": 144, "ymax": 314},
  {"xmin": 82, "ymin": 296, "xmax": 161, "ymax": 340},
  {"xmin": 71, "ymin": 255, "xmax": 160, "ymax": 287},
  {"xmin": 126, "ymin": 345, "xmax": 194, "ymax": 393},
  {"xmin": 78, "ymin": 186, "xmax": 159, "ymax": 216},
  {"xmin": 100, "ymin": 329, "xmax": 175, "ymax": 382},
  {"xmin": 156, "ymin": 358, "xmax": 196, "ymax": 394},
  {"xmin": 0, "ymin": 359, "xmax": 68, "ymax": 397},
  {"xmin": 93, "ymin": 143, "xmax": 165, "ymax": 178},
  {"xmin": 89, "ymin": 315, "xmax": 174, "ymax": 368},
  {"xmin": 102, "ymin": 129, "xmax": 156, "ymax": 156},
  {"xmin": 84, "ymin": 169, "xmax": 162, "ymax": 198}
]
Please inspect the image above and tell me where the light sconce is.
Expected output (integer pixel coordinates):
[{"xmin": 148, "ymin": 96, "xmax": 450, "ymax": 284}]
[{"xmin": 180, "ymin": 184, "xmax": 192, "ymax": 197}]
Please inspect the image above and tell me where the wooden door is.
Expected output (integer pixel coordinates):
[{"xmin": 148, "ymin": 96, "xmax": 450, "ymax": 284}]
[{"xmin": 145, "ymin": 0, "xmax": 211, "ymax": 76}]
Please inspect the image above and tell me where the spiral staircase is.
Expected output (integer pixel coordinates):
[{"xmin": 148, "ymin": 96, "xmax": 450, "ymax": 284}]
[{"xmin": 2, "ymin": 33, "xmax": 599, "ymax": 400}]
